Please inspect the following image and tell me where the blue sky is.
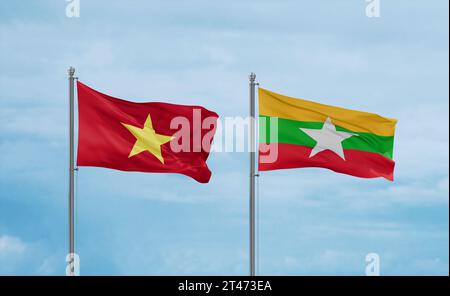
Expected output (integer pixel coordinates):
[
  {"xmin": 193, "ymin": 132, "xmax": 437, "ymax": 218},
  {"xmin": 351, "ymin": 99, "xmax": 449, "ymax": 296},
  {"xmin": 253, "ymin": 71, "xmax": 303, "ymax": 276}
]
[{"xmin": 0, "ymin": 0, "xmax": 448, "ymax": 275}]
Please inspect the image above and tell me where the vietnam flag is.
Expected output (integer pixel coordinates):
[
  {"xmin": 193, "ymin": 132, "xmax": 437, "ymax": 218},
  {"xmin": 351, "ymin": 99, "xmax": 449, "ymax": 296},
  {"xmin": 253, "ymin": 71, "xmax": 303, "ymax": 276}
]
[
  {"xmin": 76, "ymin": 82, "xmax": 218, "ymax": 183},
  {"xmin": 258, "ymin": 88, "xmax": 397, "ymax": 181}
]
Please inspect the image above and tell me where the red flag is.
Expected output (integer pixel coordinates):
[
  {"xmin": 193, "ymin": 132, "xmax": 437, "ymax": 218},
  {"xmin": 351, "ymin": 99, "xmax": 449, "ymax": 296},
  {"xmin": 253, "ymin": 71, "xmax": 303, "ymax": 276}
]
[{"xmin": 76, "ymin": 81, "xmax": 218, "ymax": 183}]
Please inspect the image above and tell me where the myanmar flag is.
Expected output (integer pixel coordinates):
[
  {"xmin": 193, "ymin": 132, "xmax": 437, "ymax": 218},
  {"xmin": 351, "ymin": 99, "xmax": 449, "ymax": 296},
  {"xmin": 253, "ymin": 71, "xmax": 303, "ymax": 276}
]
[
  {"xmin": 76, "ymin": 82, "xmax": 218, "ymax": 183},
  {"xmin": 258, "ymin": 88, "xmax": 397, "ymax": 181}
]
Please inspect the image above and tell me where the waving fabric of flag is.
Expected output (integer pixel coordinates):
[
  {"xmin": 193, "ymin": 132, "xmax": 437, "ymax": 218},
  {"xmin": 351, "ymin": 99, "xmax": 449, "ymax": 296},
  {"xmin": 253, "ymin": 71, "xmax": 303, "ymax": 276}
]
[
  {"xmin": 258, "ymin": 88, "xmax": 397, "ymax": 181},
  {"xmin": 76, "ymin": 81, "xmax": 218, "ymax": 183}
]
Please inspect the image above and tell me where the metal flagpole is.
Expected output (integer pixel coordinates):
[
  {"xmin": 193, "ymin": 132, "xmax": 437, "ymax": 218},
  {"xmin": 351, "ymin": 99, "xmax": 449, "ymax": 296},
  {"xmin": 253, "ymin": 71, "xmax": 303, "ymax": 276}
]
[
  {"xmin": 68, "ymin": 67, "xmax": 76, "ymax": 276},
  {"xmin": 249, "ymin": 72, "xmax": 257, "ymax": 276}
]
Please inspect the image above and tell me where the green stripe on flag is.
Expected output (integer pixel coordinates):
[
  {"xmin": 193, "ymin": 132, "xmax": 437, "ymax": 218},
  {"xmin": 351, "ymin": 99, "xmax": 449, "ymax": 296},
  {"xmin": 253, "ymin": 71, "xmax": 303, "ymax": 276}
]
[{"xmin": 259, "ymin": 115, "xmax": 395, "ymax": 159}]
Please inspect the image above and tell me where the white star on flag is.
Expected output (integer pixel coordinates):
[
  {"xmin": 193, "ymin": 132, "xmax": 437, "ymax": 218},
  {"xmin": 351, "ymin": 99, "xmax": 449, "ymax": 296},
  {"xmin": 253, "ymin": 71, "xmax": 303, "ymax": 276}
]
[{"xmin": 300, "ymin": 117, "xmax": 358, "ymax": 160}]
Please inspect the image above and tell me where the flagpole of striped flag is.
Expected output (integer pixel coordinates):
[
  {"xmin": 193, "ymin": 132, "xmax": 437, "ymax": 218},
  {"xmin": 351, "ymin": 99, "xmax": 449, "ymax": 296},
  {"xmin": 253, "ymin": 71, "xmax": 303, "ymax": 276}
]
[
  {"xmin": 68, "ymin": 67, "xmax": 76, "ymax": 276},
  {"xmin": 249, "ymin": 72, "xmax": 257, "ymax": 276}
]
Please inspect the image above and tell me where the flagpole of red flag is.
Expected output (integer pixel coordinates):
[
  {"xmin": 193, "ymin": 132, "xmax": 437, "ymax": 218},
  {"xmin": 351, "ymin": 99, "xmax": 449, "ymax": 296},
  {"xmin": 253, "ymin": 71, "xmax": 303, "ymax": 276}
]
[
  {"xmin": 249, "ymin": 72, "xmax": 257, "ymax": 276},
  {"xmin": 68, "ymin": 67, "xmax": 76, "ymax": 276}
]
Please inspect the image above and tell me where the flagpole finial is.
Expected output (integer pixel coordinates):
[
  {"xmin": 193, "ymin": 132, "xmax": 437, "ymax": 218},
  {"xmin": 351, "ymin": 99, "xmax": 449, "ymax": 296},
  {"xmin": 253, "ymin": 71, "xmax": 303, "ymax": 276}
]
[
  {"xmin": 249, "ymin": 72, "xmax": 256, "ymax": 82},
  {"xmin": 68, "ymin": 67, "xmax": 75, "ymax": 77}
]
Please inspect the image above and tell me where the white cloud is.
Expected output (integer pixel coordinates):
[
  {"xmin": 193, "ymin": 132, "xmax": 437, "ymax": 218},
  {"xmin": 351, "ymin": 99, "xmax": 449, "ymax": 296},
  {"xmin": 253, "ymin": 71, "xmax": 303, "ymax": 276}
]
[
  {"xmin": 0, "ymin": 234, "xmax": 65, "ymax": 275},
  {"xmin": 37, "ymin": 255, "xmax": 60, "ymax": 275},
  {"xmin": 0, "ymin": 107, "xmax": 66, "ymax": 142},
  {"xmin": 0, "ymin": 235, "xmax": 26, "ymax": 254},
  {"xmin": 114, "ymin": 243, "xmax": 247, "ymax": 275}
]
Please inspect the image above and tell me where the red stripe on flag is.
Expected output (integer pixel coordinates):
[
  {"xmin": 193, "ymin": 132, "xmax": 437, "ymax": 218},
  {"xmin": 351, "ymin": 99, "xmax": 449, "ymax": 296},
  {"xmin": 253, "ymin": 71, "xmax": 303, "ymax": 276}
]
[{"xmin": 259, "ymin": 143, "xmax": 395, "ymax": 181}]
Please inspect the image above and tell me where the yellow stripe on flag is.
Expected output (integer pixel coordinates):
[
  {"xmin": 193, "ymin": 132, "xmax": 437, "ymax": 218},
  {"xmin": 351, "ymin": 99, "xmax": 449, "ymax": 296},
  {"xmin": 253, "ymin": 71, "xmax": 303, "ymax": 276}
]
[{"xmin": 259, "ymin": 88, "xmax": 397, "ymax": 137}]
